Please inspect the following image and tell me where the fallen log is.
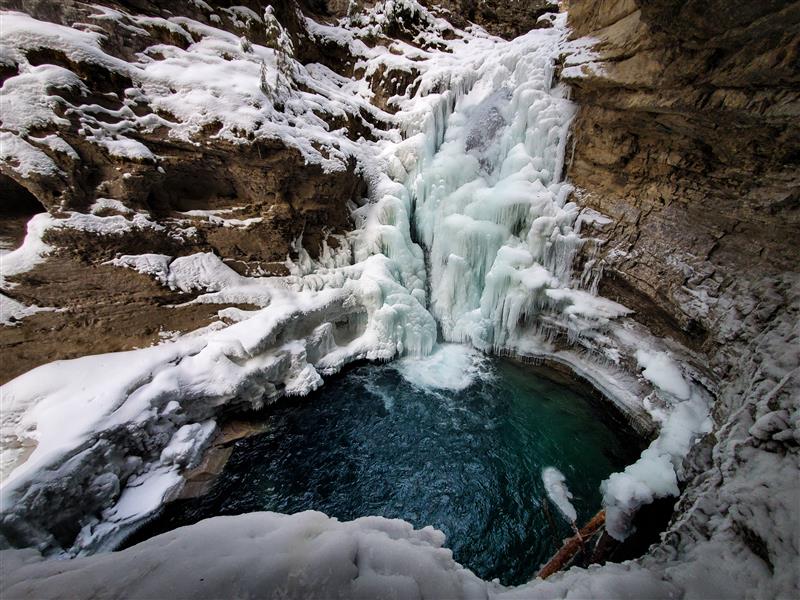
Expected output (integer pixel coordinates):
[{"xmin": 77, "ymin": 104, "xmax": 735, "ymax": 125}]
[{"xmin": 536, "ymin": 510, "xmax": 606, "ymax": 580}]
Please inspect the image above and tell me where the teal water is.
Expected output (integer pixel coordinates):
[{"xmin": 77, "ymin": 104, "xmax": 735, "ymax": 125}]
[{"xmin": 134, "ymin": 348, "xmax": 640, "ymax": 585}]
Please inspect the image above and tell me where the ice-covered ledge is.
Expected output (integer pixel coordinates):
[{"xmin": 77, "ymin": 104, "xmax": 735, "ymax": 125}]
[
  {"xmin": 489, "ymin": 315, "xmax": 715, "ymax": 541},
  {"xmin": 0, "ymin": 263, "xmax": 434, "ymax": 555},
  {"xmin": 0, "ymin": 509, "xmax": 679, "ymax": 599},
  {"xmin": 498, "ymin": 341, "xmax": 657, "ymax": 437}
]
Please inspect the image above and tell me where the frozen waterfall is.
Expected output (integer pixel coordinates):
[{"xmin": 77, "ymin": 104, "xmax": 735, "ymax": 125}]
[
  {"xmin": 398, "ymin": 32, "xmax": 607, "ymax": 352},
  {"xmin": 285, "ymin": 18, "xmax": 619, "ymax": 360}
]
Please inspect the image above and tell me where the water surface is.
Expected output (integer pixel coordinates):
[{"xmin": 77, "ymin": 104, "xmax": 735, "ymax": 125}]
[{"xmin": 136, "ymin": 346, "xmax": 640, "ymax": 585}]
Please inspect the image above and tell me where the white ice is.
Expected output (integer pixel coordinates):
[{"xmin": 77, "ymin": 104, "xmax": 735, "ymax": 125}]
[
  {"xmin": 635, "ymin": 349, "xmax": 691, "ymax": 400},
  {"xmin": 394, "ymin": 343, "xmax": 491, "ymax": 391},
  {"xmin": 542, "ymin": 466, "xmax": 578, "ymax": 524}
]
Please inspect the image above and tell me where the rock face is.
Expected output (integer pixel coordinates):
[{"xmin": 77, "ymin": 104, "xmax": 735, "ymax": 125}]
[
  {"xmin": 0, "ymin": 255, "xmax": 257, "ymax": 383},
  {"xmin": 0, "ymin": 0, "xmax": 363, "ymax": 270},
  {"xmin": 0, "ymin": 0, "xmax": 372, "ymax": 379},
  {"xmin": 563, "ymin": 0, "xmax": 800, "ymax": 595},
  {"xmin": 563, "ymin": 0, "xmax": 800, "ymax": 353}
]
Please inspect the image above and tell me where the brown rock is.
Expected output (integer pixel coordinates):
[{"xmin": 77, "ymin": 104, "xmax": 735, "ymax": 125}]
[
  {"xmin": 0, "ymin": 255, "xmax": 258, "ymax": 385},
  {"xmin": 563, "ymin": 0, "xmax": 800, "ymax": 355},
  {"xmin": 421, "ymin": 0, "xmax": 559, "ymax": 39}
]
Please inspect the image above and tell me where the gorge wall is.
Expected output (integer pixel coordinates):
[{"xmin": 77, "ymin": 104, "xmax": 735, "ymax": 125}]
[
  {"xmin": 0, "ymin": 0, "xmax": 369, "ymax": 381},
  {"xmin": 563, "ymin": 0, "xmax": 799, "ymax": 358},
  {"xmin": 562, "ymin": 0, "xmax": 800, "ymax": 594}
]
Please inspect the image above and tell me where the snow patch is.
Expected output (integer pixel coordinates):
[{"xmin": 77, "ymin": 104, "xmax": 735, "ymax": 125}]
[
  {"xmin": 0, "ymin": 293, "xmax": 56, "ymax": 325},
  {"xmin": 636, "ymin": 349, "xmax": 691, "ymax": 400},
  {"xmin": 0, "ymin": 213, "xmax": 54, "ymax": 286}
]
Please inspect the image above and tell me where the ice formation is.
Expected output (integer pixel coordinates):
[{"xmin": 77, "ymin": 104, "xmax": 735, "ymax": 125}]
[
  {"xmin": 393, "ymin": 343, "xmax": 490, "ymax": 391},
  {"xmin": 542, "ymin": 467, "xmax": 577, "ymax": 524},
  {"xmin": 601, "ymin": 350, "xmax": 712, "ymax": 540},
  {"xmin": 0, "ymin": 1, "xmax": 740, "ymax": 597},
  {"xmin": 408, "ymin": 43, "xmax": 585, "ymax": 350}
]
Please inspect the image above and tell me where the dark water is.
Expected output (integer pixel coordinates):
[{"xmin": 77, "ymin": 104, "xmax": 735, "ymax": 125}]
[{"xmin": 133, "ymin": 348, "xmax": 641, "ymax": 585}]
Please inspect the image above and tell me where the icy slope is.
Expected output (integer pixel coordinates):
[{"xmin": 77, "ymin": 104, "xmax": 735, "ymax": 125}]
[{"xmin": 2, "ymin": 510, "xmax": 678, "ymax": 600}]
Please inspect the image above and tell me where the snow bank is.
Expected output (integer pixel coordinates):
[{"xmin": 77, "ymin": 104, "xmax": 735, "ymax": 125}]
[
  {"xmin": 0, "ymin": 510, "xmax": 682, "ymax": 600},
  {"xmin": 2, "ymin": 511, "xmax": 493, "ymax": 600},
  {"xmin": 0, "ymin": 293, "xmax": 55, "ymax": 326},
  {"xmin": 0, "ymin": 286, "xmax": 370, "ymax": 552},
  {"xmin": 0, "ymin": 213, "xmax": 53, "ymax": 284},
  {"xmin": 0, "ymin": 132, "xmax": 63, "ymax": 178},
  {"xmin": 601, "ymin": 346, "xmax": 712, "ymax": 540},
  {"xmin": 635, "ymin": 349, "xmax": 691, "ymax": 400},
  {"xmin": 1, "ymin": 213, "xmax": 57, "ymax": 324},
  {"xmin": 0, "ymin": 511, "xmax": 682, "ymax": 600},
  {"xmin": 51, "ymin": 211, "xmax": 166, "ymax": 236},
  {"xmin": 90, "ymin": 198, "xmax": 134, "ymax": 215}
]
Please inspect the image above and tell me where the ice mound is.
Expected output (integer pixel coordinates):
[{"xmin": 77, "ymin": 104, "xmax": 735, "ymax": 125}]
[
  {"xmin": 635, "ymin": 349, "xmax": 691, "ymax": 400},
  {"xmin": 394, "ymin": 343, "xmax": 491, "ymax": 391},
  {"xmin": 601, "ymin": 345, "xmax": 712, "ymax": 540},
  {"xmin": 0, "ymin": 510, "xmax": 682, "ymax": 599},
  {"xmin": 1, "ymin": 511, "xmax": 492, "ymax": 600},
  {"xmin": 542, "ymin": 466, "xmax": 578, "ymax": 524}
]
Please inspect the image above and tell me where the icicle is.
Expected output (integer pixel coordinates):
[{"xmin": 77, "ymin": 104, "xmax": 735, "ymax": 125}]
[{"xmin": 392, "ymin": 28, "xmax": 627, "ymax": 351}]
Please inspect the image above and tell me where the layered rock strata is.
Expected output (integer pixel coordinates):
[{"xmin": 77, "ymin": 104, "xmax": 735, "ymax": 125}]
[{"xmin": 562, "ymin": 0, "xmax": 800, "ymax": 594}]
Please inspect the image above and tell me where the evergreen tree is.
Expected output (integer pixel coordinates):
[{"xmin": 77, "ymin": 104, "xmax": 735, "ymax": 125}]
[{"xmin": 261, "ymin": 5, "xmax": 294, "ymax": 110}]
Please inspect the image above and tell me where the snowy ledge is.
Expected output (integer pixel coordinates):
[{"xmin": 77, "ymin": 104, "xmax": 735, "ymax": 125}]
[
  {"xmin": 0, "ymin": 275, "xmax": 427, "ymax": 555},
  {"xmin": 496, "ymin": 341, "xmax": 657, "ymax": 437},
  {"xmin": 0, "ymin": 509, "xmax": 682, "ymax": 600}
]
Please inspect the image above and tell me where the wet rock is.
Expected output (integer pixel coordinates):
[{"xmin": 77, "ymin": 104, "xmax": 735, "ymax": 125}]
[{"xmin": 174, "ymin": 419, "xmax": 269, "ymax": 500}]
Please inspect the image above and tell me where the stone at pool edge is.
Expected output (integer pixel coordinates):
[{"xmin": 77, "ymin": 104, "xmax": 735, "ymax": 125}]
[{"xmin": 171, "ymin": 420, "xmax": 269, "ymax": 501}]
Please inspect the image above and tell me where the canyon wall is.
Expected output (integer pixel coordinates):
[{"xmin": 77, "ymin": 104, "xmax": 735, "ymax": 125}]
[
  {"xmin": 0, "ymin": 0, "xmax": 370, "ymax": 381},
  {"xmin": 562, "ymin": 0, "xmax": 799, "ymax": 593},
  {"xmin": 563, "ymin": 0, "xmax": 799, "ymax": 360}
]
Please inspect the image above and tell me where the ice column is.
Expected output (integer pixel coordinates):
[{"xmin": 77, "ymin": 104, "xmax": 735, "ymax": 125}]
[{"xmin": 407, "ymin": 34, "xmax": 583, "ymax": 350}]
